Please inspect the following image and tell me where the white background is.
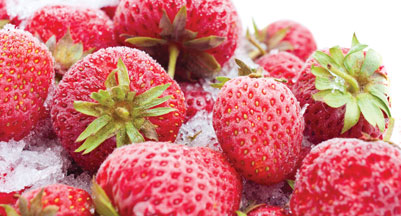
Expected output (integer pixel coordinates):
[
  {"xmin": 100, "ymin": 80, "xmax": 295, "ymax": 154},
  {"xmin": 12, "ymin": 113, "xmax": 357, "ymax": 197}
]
[{"xmin": 232, "ymin": 0, "xmax": 401, "ymax": 116}]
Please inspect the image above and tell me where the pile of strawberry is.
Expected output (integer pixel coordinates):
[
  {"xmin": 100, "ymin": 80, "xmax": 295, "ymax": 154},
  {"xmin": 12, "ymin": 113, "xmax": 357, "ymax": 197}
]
[{"xmin": 0, "ymin": 0, "xmax": 399, "ymax": 215}]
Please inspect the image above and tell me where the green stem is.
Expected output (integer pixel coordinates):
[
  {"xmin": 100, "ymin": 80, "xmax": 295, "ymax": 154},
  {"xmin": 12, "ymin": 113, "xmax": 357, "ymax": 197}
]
[
  {"xmin": 384, "ymin": 117, "xmax": 395, "ymax": 142},
  {"xmin": 168, "ymin": 44, "xmax": 180, "ymax": 78},
  {"xmin": 327, "ymin": 64, "xmax": 360, "ymax": 93}
]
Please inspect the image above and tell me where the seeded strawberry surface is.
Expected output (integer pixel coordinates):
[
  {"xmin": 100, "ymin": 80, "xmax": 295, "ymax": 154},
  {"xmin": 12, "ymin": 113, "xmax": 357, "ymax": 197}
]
[
  {"xmin": 290, "ymin": 138, "xmax": 401, "ymax": 216},
  {"xmin": 248, "ymin": 205, "xmax": 288, "ymax": 216},
  {"xmin": 51, "ymin": 47, "xmax": 186, "ymax": 173},
  {"xmin": 0, "ymin": 29, "xmax": 54, "ymax": 142},
  {"xmin": 95, "ymin": 142, "xmax": 242, "ymax": 216},
  {"xmin": 213, "ymin": 76, "xmax": 304, "ymax": 185},
  {"xmin": 179, "ymin": 81, "xmax": 214, "ymax": 122}
]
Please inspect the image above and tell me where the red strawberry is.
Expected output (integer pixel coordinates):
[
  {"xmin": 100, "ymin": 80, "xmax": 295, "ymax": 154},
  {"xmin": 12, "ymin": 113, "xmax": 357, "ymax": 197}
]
[
  {"xmin": 0, "ymin": 28, "xmax": 54, "ymax": 142},
  {"xmin": 212, "ymin": 60, "xmax": 304, "ymax": 185},
  {"xmin": 25, "ymin": 5, "xmax": 116, "ymax": 75},
  {"xmin": 93, "ymin": 141, "xmax": 242, "ymax": 216},
  {"xmin": 1, "ymin": 184, "xmax": 94, "ymax": 216},
  {"xmin": 0, "ymin": 191, "xmax": 20, "ymax": 216},
  {"xmin": 51, "ymin": 47, "xmax": 186, "ymax": 173},
  {"xmin": 248, "ymin": 20, "xmax": 316, "ymax": 61},
  {"xmin": 256, "ymin": 52, "xmax": 304, "ymax": 87},
  {"xmin": 114, "ymin": 0, "xmax": 241, "ymax": 80},
  {"xmin": 291, "ymin": 34, "xmax": 391, "ymax": 144},
  {"xmin": 290, "ymin": 138, "xmax": 401, "ymax": 215},
  {"xmin": 237, "ymin": 205, "xmax": 288, "ymax": 216},
  {"xmin": 179, "ymin": 81, "xmax": 214, "ymax": 122},
  {"xmin": 0, "ymin": 0, "xmax": 21, "ymax": 27},
  {"xmin": 101, "ymin": 1, "xmax": 120, "ymax": 19}
]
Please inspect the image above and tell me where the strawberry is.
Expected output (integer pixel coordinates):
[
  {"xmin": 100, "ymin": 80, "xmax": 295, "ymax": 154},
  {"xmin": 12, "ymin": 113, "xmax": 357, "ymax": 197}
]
[
  {"xmin": 255, "ymin": 52, "xmax": 304, "ymax": 87},
  {"xmin": 114, "ymin": 0, "xmax": 241, "ymax": 80},
  {"xmin": 237, "ymin": 204, "xmax": 288, "ymax": 216},
  {"xmin": 291, "ymin": 34, "xmax": 391, "ymax": 144},
  {"xmin": 101, "ymin": 0, "xmax": 120, "ymax": 19},
  {"xmin": 25, "ymin": 5, "xmax": 116, "ymax": 76},
  {"xmin": 93, "ymin": 141, "xmax": 242, "ymax": 216},
  {"xmin": 0, "ymin": 0, "xmax": 21, "ymax": 27},
  {"xmin": 179, "ymin": 81, "xmax": 214, "ymax": 122},
  {"xmin": 290, "ymin": 138, "xmax": 401, "ymax": 215},
  {"xmin": 212, "ymin": 60, "xmax": 304, "ymax": 185},
  {"xmin": 51, "ymin": 47, "xmax": 186, "ymax": 173},
  {"xmin": 0, "ymin": 191, "xmax": 20, "ymax": 216},
  {"xmin": 0, "ymin": 28, "xmax": 54, "ymax": 142},
  {"xmin": 248, "ymin": 20, "xmax": 316, "ymax": 61},
  {"xmin": 1, "ymin": 184, "xmax": 94, "ymax": 216}
]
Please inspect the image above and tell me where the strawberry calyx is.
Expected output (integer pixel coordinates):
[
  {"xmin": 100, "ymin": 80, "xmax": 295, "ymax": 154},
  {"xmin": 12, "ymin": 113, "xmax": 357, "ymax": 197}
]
[
  {"xmin": 247, "ymin": 20, "xmax": 294, "ymax": 60},
  {"xmin": 0, "ymin": 189, "xmax": 59, "ymax": 216},
  {"xmin": 311, "ymin": 34, "xmax": 391, "ymax": 135},
  {"xmin": 91, "ymin": 179, "xmax": 119, "ymax": 216},
  {"xmin": 46, "ymin": 29, "xmax": 94, "ymax": 76},
  {"xmin": 73, "ymin": 58, "xmax": 176, "ymax": 154},
  {"xmin": 124, "ymin": 6, "xmax": 226, "ymax": 79},
  {"xmin": 235, "ymin": 202, "xmax": 266, "ymax": 216},
  {"xmin": 0, "ymin": 19, "xmax": 9, "ymax": 29}
]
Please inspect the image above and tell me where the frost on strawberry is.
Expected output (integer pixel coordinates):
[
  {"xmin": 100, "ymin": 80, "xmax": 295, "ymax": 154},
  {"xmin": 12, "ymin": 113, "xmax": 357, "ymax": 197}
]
[
  {"xmin": 51, "ymin": 47, "xmax": 186, "ymax": 173},
  {"xmin": 293, "ymin": 34, "xmax": 392, "ymax": 144},
  {"xmin": 115, "ymin": 0, "xmax": 241, "ymax": 80}
]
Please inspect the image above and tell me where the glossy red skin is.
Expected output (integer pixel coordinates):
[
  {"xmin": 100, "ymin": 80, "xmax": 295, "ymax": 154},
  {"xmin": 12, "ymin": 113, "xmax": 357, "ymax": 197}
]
[
  {"xmin": 213, "ymin": 77, "xmax": 304, "ymax": 185},
  {"xmin": 256, "ymin": 52, "xmax": 304, "ymax": 88},
  {"xmin": 17, "ymin": 184, "xmax": 94, "ymax": 216},
  {"xmin": 0, "ymin": 29, "xmax": 54, "ymax": 142},
  {"xmin": 290, "ymin": 138, "xmax": 401, "ymax": 216},
  {"xmin": 25, "ymin": 5, "xmax": 116, "ymax": 52},
  {"xmin": 51, "ymin": 47, "xmax": 186, "ymax": 173},
  {"xmin": 291, "ymin": 49, "xmax": 385, "ymax": 145},
  {"xmin": 248, "ymin": 205, "xmax": 288, "ymax": 216},
  {"xmin": 96, "ymin": 142, "xmax": 242, "ymax": 216},
  {"xmin": 114, "ymin": 0, "xmax": 241, "ymax": 79},
  {"xmin": 179, "ymin": 81, "xmax": 214, "ymax": 122},
  {"xmin": 266, "ymin": 20, "xmax": 316, "ymax": 61}
]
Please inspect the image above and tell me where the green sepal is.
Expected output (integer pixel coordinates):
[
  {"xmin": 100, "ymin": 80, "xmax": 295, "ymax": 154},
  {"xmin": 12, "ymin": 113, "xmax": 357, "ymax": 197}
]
[
  {"xmin": 116, "ymin": 58, "xmax": 130, "ymax": 87},
  {"xmin": 367, "ymin": 84, "xmax": 391, "ymax": 117},
  {"xmin": 14, "ymin": 189, "xmax": 59, "ymax": 216},
  {"xmin": 344, "ymin": 50, "xmax": 364, "ymax": 76},
  {"xmin": 126, "ymin": 122, "xmax": 145, "ymax": 143},
  {"xmin": 342, "ymin": 97, "xmax": 360, "ymax": 133},
  {"xmin": 312, "ymin": 90, "xmax": 351, "ymax": 108},
  {"xmin": 125, "ymin": 37, "xmax": 167, "ymax": 47},
  {"xmin": 139, "ymin": 96, "xmax": 172, "ymax": 110},
  {"xmin": 235, "ymin": 211, "xmax": 247, "ymax": 216},
  {"xmin": 172, "ymin": 6, "xmax": 187, "ymax": 40},
  {"xmin": 183, "ymin": 36, "xmax": 226, "ymax": 51},
  {"xmin": 312, "ymin": 66, "xmax": 346, "ymax": 92},
  {"xmin": 329, "ymin": 46, "xmax": 344, "ymax": 66},
  {"xmin": 384, "ymin": 117, "xmax": 395, "ymax": 142},
  {"xmin": 361, "ymin": 49, "xmax": 382, "ymax": 77},
  {"xmin": 91, "ymin": 90, "xmax": 115, "ymax": 107},
  {"xmin": 73, "ymin": 101, "xmax": 103, "ymax": 117},
  {"xmin": 211, "ymin": 76, "xmax": 231, "ymax": 89},
  {"xmin": 76, "ymin": 122, "xmax": 121, "ymax": 154},
  {"xmin": 140, "ymin": 107, "xmax": 176, "ymax": 117},
  {"xmin": 313, "ymin": 51, "xmax": 341, "ymax": 70},
  {"xmin": 135, "ymin": 83, "xmax": 171, "ymax": 107},
  {"xmin": 91, "ymin": 179, "xmax": 120, "ymax": 216},
  {"xmin": 76, "ymin": 115, "xmax": 112, "ymax": 142},
  {"xmin": 287, "ymin": 179, "xmax": 295, "ymax": 190},
  {"xmin": 140, "ymin": 120, "xmax": 159, "ymax": 141},
  {"xmin": 159, "ymin": 9, "xmax": 174, "ymax": 38},
  {"xmin": 357, "ymin": 93, "xmax": 385, "ymax": 132},
  {"xmin": 183, "ymin": 51, "xmax": 221, "ymax": 78},
  {"xmin": 0, "ymin": 19, "xmax": 10, "ymax": 29},
  {"xmin": 105, "ymin": 70, "xmax": 118, "ymax": 89},
  {"xmin": 116, "ymin": 126, "xmax": 127, "ymax": 148},
  {"xmin": 268, "ymin": 27, "xmax": 290, "ymax": 48},
  {"xmin": 0, "ymin": 204, "xmax": 19, "ymax": 216}
]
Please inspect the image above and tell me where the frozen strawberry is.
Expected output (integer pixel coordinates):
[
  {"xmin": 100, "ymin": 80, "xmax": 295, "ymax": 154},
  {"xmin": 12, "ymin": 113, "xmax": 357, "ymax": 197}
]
[
  {"xmin": 0, "ymin": 0, "xmax": 21, "ymax": 27},
  {"xmin": 51, "ymin": 47, "xmax": 186, "ymax": 173},
  {"xmin": 1, "ymin": 184, "xmax": 94, "ymax": 216},
  {"xmin": 25, "ymin": 5, "xmax": 116, "ymax": 75},
  {"xmin": 179, "ymin": 81, "xmax": 214, "ymax": 122},
  {"xmin": 290, "ymin": 138, "xmax": 401, "ymax": 215},
  {"xmin": 101, "ymin": 0, "xmax": 120, "ymax": 19},
  {"xmin": 93, "ymin": 141, "xmax": 242, "ymax": 216},
  {"xmin": 0, "ymin": 28, "xmax": 54, "ymax": 142},
  {"xmin": 292, "ymin": 34, "xmax": 391, "ymax": 144},
  {"xmin": 248, "ymin": 20, "xmax": 316, "ymax": 61},
  {"xmin": 114, "ymin": 0, "xmax": 241, "ymax": 80},
  {"xmin": 256, "ymin": 52, "xmax": 304, "ymax": 87},
  {"xmin": 212, "ymin": 60, "xmax": 304, "ymax": 185}
]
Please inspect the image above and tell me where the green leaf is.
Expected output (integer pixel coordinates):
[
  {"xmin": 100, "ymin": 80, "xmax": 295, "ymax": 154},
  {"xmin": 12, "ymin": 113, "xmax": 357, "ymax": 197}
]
[
  {"xmin": 312, "ymin": 90, "xmax": 331, "ymax": 101},
  {"xmin": 343, "ymin": 51, "xmax": 364, "ymax": 76},
  {"xmin": 42, "ymin": 206, "xmax": 59, "ymax": 216},
  {"xmin": 268, "ymin": 27, "xmax": 289, "ymax": 48},
  {"xmin": 384, "ymin": 117, "xmax": 395, "ymax": 142},
  {"xmin": 172, "ymin": 6, "xmax": 187, "ymax": 40},
  {"xmin": 183, "ymin": 51, "xmax": 221, "ymax": 78},
  {"xmin": 236, "ymin": 211, "xmax": 247, "ymax": 216},
  {"xmin": 0, "ymin": 19, "xmax": 10, "ymax": 29},
  {"xmin": 76, "ymin": 115, "xmax": 112, "ymax": 142},
  {"xmin": 140, "ymin": 107, "xmax": 176, "ymax": 117},
  {"xmin": 159, "ymin": 9, "xmax": 173, "ymax": 38},
  {"xmin": 18, "ymin": 196, "xmax": 29, "ymax": 215},
  {"xmin": 125, "ymin": 122, "xmax": 145, "ymax": 143},
  {"xmin": 75, "ymin": 122, "xmax": 120, "ymax": 154},
  {"xmin": 91, "ymin": 90, "xmax": 115, "ymax": 107},
  {"xmin": 135, "ymin": 83, "xmax": 171, "ymax": 106},
  {"xmin": 329, "ymin": 46, "xmax": 344, "ymax": 66},
  {"xmin": 311, "ymin": 66, "xmax": 332, "ymax": 78},
  {"xmin": 252, "ymin": 18, "xmax": 262, "ymax": 41},
  {"xmin": 140, "ymin": 96, "xmax": 172, "ymax": 110},
  {"xmin": 323, "ymin": 91, "xmax": 351, "ymax": 108},
  {"xmin": 342, "ymin": 97, "xmax": 361, "ymax": 133},
  {"xmin": 314, "ymin": 75, "xmax": 345, "ymax": 92},
  {"xmin": 357, "ymin": 93, "xmax": 386, "ymax": 132},
  {"xmin": 116, "ymin": 126, "xmax": 127, "ymax": 148},
  {"xmin": 351, "ymin": 33, "xmax": 360, "ymax": 47},
  {"xmin": 91, "ymin": 179, "xmax": 120, "ymax": 216},
  {"xmin": 361, "ymin": 49, "xmax": 382, "ymax": 76},
  {"xmin": 45, "ymin": 35, "xmax": 57, "ymax": 53},
  {"xmin": 344, "ymin": 44, "xmax": 368, "ymax": 60},
  {"xmin": 313, "ymin": 51, "xmax": 340, "ymax": 70},
  {"xmin": 125, "ymin": 37, "xmax": 167, "ymax": 47},
  {"xmin": 211, "ymin": 76, "xmax": 231, "ymax": 89},
  {"xmin": 183, "ymin": 36, "xmax": 226, "ymax": 51},
  {"xmin": 105, "ymin": 70, "xmax": 117, "ymax": 89},
  {"xmin": 116, "ymin": 58, "xmax": 130, "ymax": 87},
  {"xmin": 140, "ymin": 120, "xmax": 159, "ymax": 141},
  {"xmin": 53, "ymin": 29, "xmax": 84, "ymax": 70},
  {"xmin": 368, "ymin": 85, "xmax": 391, "ymax": 117},
  {"xmin": 236, "ymin": 59, "xmax": 254, "ymax": 76},
  {"xmin": 182, "ymin": 29, "xmax": 198, "ymax": 41},
  {"xmin": 0, "ymin": 204, "xmax": 20, "ymax": 216},
  {"xmin": 111, "ymin": 86, "xmax": 127, "ymax": 102},
  {"xmin": 371, "ymin": 95, "xmax": 391, "ymax": 118},
  {"xmin": 74, "ymin": 101, "xmax": 104, "ymax": 117}
]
